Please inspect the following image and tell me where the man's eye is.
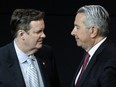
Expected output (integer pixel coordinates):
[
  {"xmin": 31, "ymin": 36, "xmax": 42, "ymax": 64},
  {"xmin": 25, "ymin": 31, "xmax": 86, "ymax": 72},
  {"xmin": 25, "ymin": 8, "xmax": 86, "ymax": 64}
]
[{"xmin": 35, "ymin": 31, "xmax": 41, "ymax": 34}]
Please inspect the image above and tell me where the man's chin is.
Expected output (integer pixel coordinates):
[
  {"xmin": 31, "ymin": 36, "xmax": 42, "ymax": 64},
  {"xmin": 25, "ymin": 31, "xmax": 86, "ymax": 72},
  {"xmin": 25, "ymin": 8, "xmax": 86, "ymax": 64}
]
[
  {"xmin": 77, "ymin": 43, "xmax": 81, "ymax": 47},
  {"xmin": 37, "ymin": 44, "xmax": 43, "ymax": 49}
]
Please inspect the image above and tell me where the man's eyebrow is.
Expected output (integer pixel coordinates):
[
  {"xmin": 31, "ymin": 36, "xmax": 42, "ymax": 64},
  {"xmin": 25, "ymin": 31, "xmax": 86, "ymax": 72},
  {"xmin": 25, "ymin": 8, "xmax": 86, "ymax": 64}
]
[{"xmin": 74, "ymin": 24, "xmax": 79, "ymax": 27}]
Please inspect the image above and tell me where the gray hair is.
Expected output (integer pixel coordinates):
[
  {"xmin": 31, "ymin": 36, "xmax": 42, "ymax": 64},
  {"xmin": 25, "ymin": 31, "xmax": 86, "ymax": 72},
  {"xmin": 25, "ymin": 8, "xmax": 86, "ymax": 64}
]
[{"xmin": 77, "ymin": 5, "xmax": 110, "ymax": 37}]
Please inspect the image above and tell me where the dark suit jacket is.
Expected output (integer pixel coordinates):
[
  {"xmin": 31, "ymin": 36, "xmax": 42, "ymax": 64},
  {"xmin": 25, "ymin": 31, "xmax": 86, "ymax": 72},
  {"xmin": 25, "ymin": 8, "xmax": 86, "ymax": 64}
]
[
  {"xmin": 0, "ymin": 42, "xmax": 60, "ymax": 87},
  {"xmin": 71, "ymin": 38, "xmax": 116, "ymax": 87}
]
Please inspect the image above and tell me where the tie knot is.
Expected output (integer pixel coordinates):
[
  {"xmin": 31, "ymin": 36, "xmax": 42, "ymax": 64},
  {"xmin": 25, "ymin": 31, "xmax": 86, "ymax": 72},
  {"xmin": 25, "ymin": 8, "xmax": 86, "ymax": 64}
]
[
  {"xmin": 27, "ymin": 58, "xmax": 32, "ymax": 65},
  {"xmin": 85, "ymin": 52, "xmax": 90, "ymax": 59},
  {"xmin": 27, "ymin": 55, "xmax": 34, "ymax": 65},
  {"xmin": 83, "ymin": 52, "xmax": 90, "ymax": 68}
]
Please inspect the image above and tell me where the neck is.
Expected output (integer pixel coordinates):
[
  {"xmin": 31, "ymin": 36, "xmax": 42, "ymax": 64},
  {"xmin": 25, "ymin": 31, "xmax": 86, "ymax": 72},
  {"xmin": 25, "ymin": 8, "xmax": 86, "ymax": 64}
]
[
  {"xmin": 14, "ymin": 38, "xmax": 37, "ymax": 55},
  {"xmin": 85, "ymin": 37, "xmax": 105, "ymax": 52}
]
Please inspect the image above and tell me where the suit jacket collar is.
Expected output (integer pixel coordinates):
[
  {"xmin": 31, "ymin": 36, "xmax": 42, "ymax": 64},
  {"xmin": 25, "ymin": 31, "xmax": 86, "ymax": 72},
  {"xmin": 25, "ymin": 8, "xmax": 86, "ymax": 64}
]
[
  {"xmin": 34, "ymin": 47, "xmax": 51, "ymax": 87},
  {"xmin": 7, "ymin": 42, "xmax": 26, "ymax": 87},
  {"xmin": 35, "ymin": 53, "xmax": 48, "ymax": 87},
  {"xmin": 72, "ymin": 38, "xmax": 110, "ymax": 87}
]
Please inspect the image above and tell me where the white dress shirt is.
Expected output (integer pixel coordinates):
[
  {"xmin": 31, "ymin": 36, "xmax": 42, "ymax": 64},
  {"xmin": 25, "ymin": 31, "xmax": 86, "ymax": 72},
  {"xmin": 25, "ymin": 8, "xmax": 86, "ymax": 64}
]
[{"xmin": 14, "ymin": 40, "xmax": 44, "ymax": 87}]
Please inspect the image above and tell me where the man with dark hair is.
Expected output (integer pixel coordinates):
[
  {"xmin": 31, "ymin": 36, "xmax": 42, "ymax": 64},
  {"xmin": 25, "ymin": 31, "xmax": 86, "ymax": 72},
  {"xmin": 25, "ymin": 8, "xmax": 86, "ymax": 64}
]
[{"xmin": 0, "ymin": 9, "xmax": 60, "ymax": 87}]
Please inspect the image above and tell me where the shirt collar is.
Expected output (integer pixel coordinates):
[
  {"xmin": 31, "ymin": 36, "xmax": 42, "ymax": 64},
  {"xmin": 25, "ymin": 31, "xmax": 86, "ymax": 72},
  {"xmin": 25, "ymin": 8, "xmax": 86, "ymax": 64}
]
[
  {"xmin": 88, "ymin": 37, "xmax": 107, "ymax": 57},
  {"xmin": 14, "ymin": 40, "xmax": 28, "ymax": 64},
  {"xmin": 28, "ymin": 55, "xmax": 36, "ymax": 61}
]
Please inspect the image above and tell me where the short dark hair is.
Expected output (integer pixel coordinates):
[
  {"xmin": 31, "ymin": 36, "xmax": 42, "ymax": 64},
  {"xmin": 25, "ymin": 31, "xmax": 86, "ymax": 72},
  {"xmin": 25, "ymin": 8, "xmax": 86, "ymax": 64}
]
[{"xmin": 10, "ymin": 9, "xmax": 45, "ymax": 38}]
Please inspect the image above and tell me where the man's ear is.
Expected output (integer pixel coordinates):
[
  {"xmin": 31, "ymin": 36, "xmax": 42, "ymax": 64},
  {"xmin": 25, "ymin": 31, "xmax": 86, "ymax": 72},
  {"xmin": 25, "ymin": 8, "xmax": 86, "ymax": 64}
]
[
  {"xmin": 89, "ymin": 26, "xmax": 99, "ymax": 38},
  {"xmin": 17, "ymin": 30, "xmax": 25, "ymax": 40}
]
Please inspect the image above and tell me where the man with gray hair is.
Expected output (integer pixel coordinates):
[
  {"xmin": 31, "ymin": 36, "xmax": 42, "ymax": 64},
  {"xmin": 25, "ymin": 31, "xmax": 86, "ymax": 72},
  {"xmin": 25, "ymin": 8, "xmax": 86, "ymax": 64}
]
[{"xmin": 71, "ymin": 5, "xmax": 116, "ymax": 87}]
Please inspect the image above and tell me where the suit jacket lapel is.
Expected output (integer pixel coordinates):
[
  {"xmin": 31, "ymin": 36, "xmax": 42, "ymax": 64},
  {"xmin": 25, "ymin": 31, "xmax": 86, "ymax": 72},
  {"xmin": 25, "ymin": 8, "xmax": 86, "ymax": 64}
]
[
  {"xmin": 8, "ymin": 42, "xmax": 26, "ymax": 87},
  {"xmin": 71, "ymin": 52, "xmax": 86, "ymax": 87},
  {"xmin": 78, "ymin": 39, "xmax": 109, "ymax": 87},
  {"xmin": 35, "ymin": 50, "xmax": 50, "ymax": 87}
]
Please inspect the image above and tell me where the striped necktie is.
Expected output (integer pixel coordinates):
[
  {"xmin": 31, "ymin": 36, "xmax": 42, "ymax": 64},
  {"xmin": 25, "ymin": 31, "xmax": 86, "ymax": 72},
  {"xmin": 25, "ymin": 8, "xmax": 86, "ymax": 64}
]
[{"xmin": 27, "ymin": 56, "xmax": 40, "ymax": 87}]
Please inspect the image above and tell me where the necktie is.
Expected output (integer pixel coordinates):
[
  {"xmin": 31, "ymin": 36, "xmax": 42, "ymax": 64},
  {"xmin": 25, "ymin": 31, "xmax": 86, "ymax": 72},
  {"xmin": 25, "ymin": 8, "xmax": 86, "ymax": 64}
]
[
  {"xmin": 76, "ymin": 52, "xmax": 90, "ymax": 87},
  {"xmin": 27, "ymin": 56, "xmax": 40, "ymax": 87}
]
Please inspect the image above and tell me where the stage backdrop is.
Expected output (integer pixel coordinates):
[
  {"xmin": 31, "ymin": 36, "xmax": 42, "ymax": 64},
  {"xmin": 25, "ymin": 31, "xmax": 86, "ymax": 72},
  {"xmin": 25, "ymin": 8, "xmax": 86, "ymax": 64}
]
[{"xmin": 0, "ymin": 0, "xmax": 116, "ymax": 87}]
